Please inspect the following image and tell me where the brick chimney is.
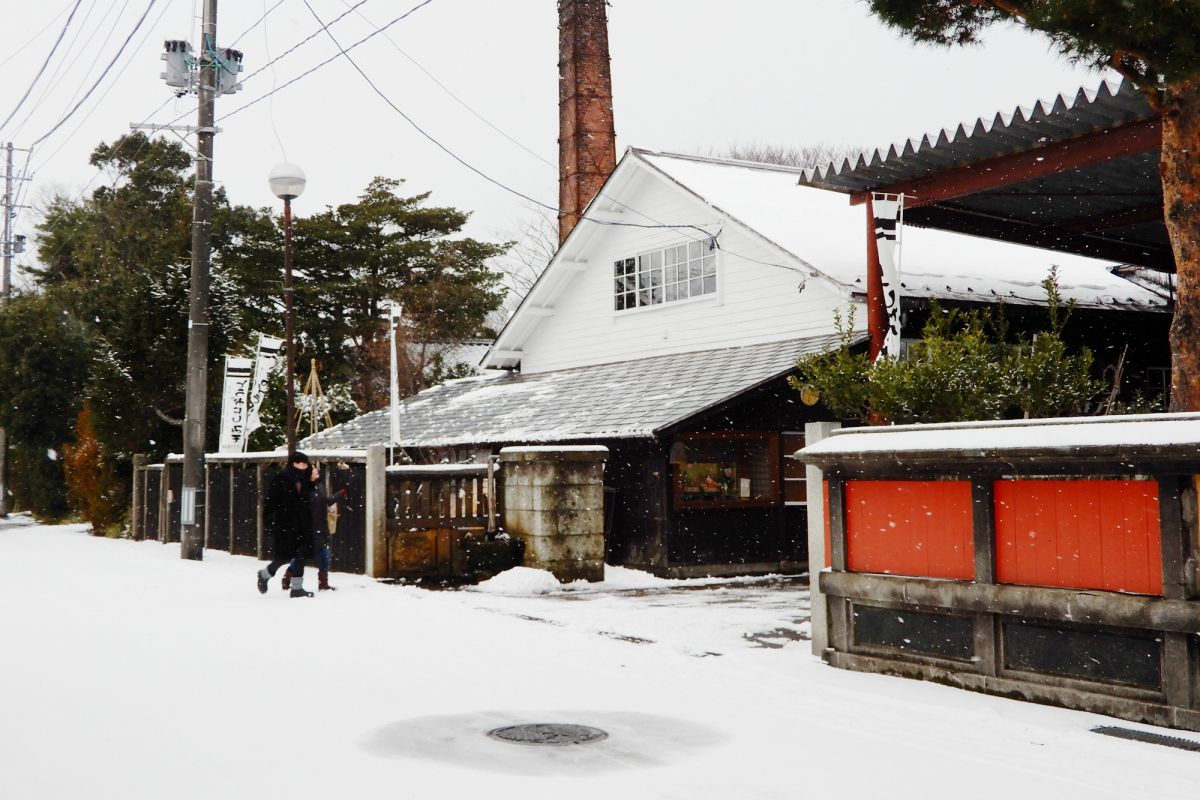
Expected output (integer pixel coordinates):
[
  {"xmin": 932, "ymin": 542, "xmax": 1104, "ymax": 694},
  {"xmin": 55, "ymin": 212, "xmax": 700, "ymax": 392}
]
[{"xmin": 558, "ymin": 0, "xmax": 617, "ymax": 244}]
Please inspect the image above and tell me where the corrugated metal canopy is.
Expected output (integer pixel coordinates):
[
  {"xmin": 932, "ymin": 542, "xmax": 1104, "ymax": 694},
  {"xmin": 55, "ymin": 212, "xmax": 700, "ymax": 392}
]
[{"xmin": 799, "ymin": 80, "xmax": 1172, "ymax": 271}]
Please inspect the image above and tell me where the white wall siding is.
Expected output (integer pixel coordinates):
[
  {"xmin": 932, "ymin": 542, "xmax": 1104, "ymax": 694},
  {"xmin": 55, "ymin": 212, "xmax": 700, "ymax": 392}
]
[{"xmin": 519, "ymin": 167, "xmax": 863, "ymax": 374}]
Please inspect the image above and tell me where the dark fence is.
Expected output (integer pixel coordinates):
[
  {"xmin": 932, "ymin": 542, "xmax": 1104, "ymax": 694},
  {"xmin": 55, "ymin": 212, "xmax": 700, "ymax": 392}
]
[
  {"xmin": 131, "ymin": 452, "xmax": 519, "ymax": 581},
  {"xmin": 131, "ymin": 451, "xmax": 369, "ymax": 574}
]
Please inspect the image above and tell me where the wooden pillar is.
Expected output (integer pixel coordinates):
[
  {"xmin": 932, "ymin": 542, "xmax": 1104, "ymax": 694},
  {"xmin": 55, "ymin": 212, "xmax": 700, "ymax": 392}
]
[
  {"xmin": 971, "ymin": 478, "xmax": 998, "ymax": 677},
  {"xmin": 131, "ymin": 454, "xmax": 147, "ymax": 540},
  {"xmin": 826, "ymin": 476, "xmax": 851, "ymax": 653},
  {"xmin": 255, "ymin": 462, "xmax": 265, "ymax": 559},
  {"xmin": 1157, "ymin": 475, "xmax": 1196, "ymax": 710},
  {"xmin": 804, "ymin": 422, "xmax": 840, "ymax": 656},
  {"xmin": 158, "ymin": 463, "xmax": 170, "ymax": 543}
]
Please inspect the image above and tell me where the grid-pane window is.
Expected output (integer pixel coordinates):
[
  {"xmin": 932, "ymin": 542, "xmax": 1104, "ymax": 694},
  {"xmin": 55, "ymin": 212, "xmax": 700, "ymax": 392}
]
[{"xmin": 614, "ymin": 240, "xmax": 716, "ymax": 311}]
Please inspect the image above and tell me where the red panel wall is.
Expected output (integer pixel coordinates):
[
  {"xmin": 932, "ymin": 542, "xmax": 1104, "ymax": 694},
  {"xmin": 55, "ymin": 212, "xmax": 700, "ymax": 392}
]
[
  {"xmin": 994, "ymin": 479, "xmax": 1162, "ymax": 595},
  {"xmin": 844, "ymin": 481, "xmax": 974, "ymax": 579}
]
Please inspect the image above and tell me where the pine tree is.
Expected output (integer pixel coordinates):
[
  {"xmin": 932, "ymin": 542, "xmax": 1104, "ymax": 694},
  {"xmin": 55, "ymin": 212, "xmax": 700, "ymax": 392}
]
[{"xmin": 864, "ymin": 0, "xmax": 1200, "ymax": 409}]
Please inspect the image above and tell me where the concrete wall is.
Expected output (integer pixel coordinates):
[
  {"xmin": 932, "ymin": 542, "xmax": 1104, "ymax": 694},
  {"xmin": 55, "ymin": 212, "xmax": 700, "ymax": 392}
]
[{"xmin": 499, "ymin": 445, "xmax": 608, "ymax": 582}]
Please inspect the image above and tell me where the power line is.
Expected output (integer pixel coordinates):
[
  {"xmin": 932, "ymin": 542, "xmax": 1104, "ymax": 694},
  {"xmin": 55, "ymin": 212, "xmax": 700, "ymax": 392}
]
[
  {"xmin": 29, "ymin": 0, "xmax": 159, "ymax": 148},
  {"xmin": 9, "ymin": 0, "xmax": 106, "ymax": 142},
  {"xmin": 26, "ymin": 0, "xmax": 174, "ymax": 182},
  {"xmin": 235, "ymin": 0, "xmax": 372, "ymax": 87},
  {"xmin": 228, "ymin": 0, "xmax": 287, "ymax": 48},
  {"xmin": 0, "ymin": 0, "xmax": 86, "ymax": 134},
  {"xmin": 0, "ymin": 1, "xmax": 76, "ymax": 70},
  {"xmin": 337, "ymin": 0, "xmax": 555, "ymax": 170},
  {"xmin": 298, "ymin": 0, "xmax": 719, "ymax": 242}
]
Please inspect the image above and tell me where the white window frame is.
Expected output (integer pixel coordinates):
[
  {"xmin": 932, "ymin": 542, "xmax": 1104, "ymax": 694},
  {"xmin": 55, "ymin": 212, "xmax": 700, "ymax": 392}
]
[{"xmin": 613, "ymin": 238, "xmax": 718, "ymax": 313}]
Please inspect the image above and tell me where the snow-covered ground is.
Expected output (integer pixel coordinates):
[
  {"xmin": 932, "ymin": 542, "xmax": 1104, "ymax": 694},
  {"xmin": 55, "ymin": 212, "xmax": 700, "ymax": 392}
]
[{"xmin": 3, "ymin": 518, "xmax": 1198, "ymax": 799}]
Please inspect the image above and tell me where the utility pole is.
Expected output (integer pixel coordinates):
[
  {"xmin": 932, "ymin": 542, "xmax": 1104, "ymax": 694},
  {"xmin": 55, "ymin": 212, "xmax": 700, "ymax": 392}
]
[
  {"xmin": 0, "ymin": 141, "xmax": 29, "ymax": 519},
  {"xmin": 179, "ymin": 0, "xmax": 219, "ymax": 561},
  {"xmin": 0, "ymin": 142, "xmax": 11, "ymax": 518}
]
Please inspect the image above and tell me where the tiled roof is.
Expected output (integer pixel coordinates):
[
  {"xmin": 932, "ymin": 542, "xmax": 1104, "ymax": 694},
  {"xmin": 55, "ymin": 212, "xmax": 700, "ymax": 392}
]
[{"xmin": 301, "ymin": 334, "xmax": 847, "ymax": 450}]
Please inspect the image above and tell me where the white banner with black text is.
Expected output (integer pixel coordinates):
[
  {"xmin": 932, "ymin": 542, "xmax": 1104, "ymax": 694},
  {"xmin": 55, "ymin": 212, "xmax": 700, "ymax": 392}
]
[
  {"xmin": 872, "ymin": 193, "xmax": 904, "ymax": 361},
  {"xmin": 218, "ymin": 357, "xmax": 254, "ymax": 453},
  {"xmin": 244, "ymin": 334, "xmax": 284, "ymax": 448}
]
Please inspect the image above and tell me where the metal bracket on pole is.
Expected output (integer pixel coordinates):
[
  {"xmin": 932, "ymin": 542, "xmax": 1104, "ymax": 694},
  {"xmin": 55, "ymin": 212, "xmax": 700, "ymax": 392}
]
[{"xmin": 130, "ymin": 123, "xmax": 223, "ymax": 135}]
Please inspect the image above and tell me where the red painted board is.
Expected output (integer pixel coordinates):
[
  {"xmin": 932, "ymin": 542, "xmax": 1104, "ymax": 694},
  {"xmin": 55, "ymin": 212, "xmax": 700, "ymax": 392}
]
[
  {"xmin": 994, "ymin": 480, "xmax": 1161, "ymax": 596},
  {"xmin": 843, "ymin": 480, "xmax": 974, "ymax": 579}
]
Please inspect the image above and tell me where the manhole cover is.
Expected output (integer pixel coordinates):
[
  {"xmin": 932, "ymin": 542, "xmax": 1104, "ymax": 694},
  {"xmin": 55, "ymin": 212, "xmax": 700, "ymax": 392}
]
[{"xmin": 487, "ymin": 723, "xmax": 609, "ymax": 746}]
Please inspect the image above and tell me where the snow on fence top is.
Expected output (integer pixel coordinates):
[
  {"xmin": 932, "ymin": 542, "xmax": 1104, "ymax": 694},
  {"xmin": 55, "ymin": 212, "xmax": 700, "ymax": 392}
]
[{"xmin": 798, "ymin": 413, "xmax": 1200, "ymax": 469}]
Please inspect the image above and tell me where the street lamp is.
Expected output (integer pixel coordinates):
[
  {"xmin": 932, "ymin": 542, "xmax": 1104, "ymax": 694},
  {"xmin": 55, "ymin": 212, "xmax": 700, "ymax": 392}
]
[{"xmin": 268, "ymin": 162, "xmax": 306, "ymax": 456}]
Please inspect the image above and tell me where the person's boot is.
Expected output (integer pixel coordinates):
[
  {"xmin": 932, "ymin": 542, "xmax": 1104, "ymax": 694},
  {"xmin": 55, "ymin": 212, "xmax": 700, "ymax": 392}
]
[
  {"xmin": 256, "ymin": 568, "xmax": 269, "ymax": 594},
  {"xmin": 281, "ymin": 568, "xmax": 293, "ymax": 591},
  {"xmin": 289, "ymin": 575, "xmax": 314, "ymax": 598},
  {"xmin": 318, "ymin": 570, "xmax": 336, "ymax": 591}
]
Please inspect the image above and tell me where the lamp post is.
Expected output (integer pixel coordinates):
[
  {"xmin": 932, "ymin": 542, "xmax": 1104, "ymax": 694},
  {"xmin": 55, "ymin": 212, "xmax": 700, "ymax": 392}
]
[{"xmin": 268, "ymin": 162, "xmax": 306, "ymax": 456}]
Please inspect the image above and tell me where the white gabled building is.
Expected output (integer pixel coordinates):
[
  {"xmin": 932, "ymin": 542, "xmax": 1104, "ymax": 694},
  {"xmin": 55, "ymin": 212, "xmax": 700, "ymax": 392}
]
[
  {"xmin": 487, "ymin": 148, "xmax": 1168, "ymax": 375},
  {"xmin": 306, "ymin": 148, "xmax": 1170, "ymax": 577}
]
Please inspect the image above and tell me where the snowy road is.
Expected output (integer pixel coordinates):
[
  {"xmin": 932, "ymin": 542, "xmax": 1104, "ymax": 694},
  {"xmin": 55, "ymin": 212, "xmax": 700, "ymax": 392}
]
[{"xmin": 2, "ymin": 519, "xmax": 1198, "ymax": 799}]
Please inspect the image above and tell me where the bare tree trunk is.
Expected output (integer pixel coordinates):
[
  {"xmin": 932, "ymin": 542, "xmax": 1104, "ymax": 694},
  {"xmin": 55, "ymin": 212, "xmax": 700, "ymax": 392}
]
[{"xmin": 1163, "ymin": 77, "xmax": 1200, "ymax": 411}]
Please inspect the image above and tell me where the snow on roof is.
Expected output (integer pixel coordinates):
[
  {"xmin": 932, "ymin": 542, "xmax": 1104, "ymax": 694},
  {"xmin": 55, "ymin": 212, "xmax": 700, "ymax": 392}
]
[
  {"xmin": 798, "ymin": 413, "xmax": 1200, "ymax": 466},
  {"xmin": 301, "ymin": 334, "xmax": 848, "ymax": 450},
  {"xmin": 638, "ymin": 150, "xmax": 1170, "ymax": 312}
]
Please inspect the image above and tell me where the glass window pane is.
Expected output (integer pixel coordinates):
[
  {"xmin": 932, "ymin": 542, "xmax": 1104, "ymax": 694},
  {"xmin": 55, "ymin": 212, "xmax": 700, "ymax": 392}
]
[
  {"xmin": 703, "ymin": 255, "xmax": 716, "ymax": 275},
  {"xmin": 689, "ymin": 262, "xmax": 703, "ymax": 279},
  {"xmin": 689, "ymin": 240, "xmax": 703, "ymax": 259},
  {"xmin": 650, "ymin": 250, "xmax": 662, "ymax": 269},
  {"xmin": 678, "ymin": 280, "xmax": 689, "ymax": 299},
  {"xmin": 703, "ymin": 275, "xmax": 717, "ymax": 294},
  {"xmin": 665, "ymin": 284, "xmax": 678, "ymax": 302},
  {"xmin": 651, "ymin": 285, "xmax": 663, "ymax": 304},
  {"xmin": 690, "ymin": 278, "xmax": 703, "ymax": 296},
  {"xmin": 615, "ymin": 294, "xmax": 625, "ymax": 311}
]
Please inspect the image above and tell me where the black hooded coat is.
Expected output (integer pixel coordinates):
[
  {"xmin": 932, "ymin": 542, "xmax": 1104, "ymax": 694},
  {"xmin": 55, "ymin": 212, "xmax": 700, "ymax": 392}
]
[{"xmin": 265, "ymin": 464, "xmax": 315, "ymax": 561}]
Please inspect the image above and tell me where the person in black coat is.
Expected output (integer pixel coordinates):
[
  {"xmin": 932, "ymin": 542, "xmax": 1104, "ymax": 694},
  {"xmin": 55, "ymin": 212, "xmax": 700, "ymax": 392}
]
[
  {"xmin": 281, "ymin": 461, "xmax": 346, "ymax": 592},
  {"xmin": 256, "ymin": 452, "xmax": 317, "ymax": 598},
  {"xmin": 308, "ymin": 462, "xmax": 347, "ymax": 591}
]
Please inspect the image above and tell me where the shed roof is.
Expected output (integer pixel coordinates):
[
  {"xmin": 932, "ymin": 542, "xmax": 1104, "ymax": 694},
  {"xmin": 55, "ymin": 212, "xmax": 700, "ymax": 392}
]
[
  {"xmin": 302, "ymin": 334, "xmax": 845, "ymax": 450},
  {"xmin": 798, "ymin": 80, "xmax": 1169, "ymax": 270}
]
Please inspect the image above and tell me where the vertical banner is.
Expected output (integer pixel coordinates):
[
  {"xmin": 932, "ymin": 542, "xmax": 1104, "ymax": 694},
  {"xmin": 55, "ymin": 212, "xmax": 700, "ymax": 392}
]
[
  {"xmin": 244, "ymin": 334, "xmax": 284, "ymax": 448},
  {"xmin": 389, "ymin": 303, "xmax": 404, "ymax": 447},
  {"xmin": 872, "ymin": 193, "xmax": 904, "ymax": 361},
  {"xmin": 218, "ymin": 357, "xmax": 254, "ymax": 453}
]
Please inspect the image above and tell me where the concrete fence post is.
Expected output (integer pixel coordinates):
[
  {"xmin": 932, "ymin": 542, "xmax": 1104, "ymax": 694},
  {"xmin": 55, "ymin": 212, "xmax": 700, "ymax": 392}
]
[
  {"xmin": 498, "ymin": 445, "xmax": 608, "ymax": 582},
  {"xmin": 364, "ymin": 445, "xmax": 387, "ymax": 578},
  {"xmin": 804, "ymin": 421, "xmax": 840, "ymax": 657}
]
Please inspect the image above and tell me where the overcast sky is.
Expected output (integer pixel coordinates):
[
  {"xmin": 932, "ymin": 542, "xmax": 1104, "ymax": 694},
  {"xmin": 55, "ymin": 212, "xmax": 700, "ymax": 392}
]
[{"xmin": 1, "ymin": 0, "xmax": 1114, "ymax": 287}]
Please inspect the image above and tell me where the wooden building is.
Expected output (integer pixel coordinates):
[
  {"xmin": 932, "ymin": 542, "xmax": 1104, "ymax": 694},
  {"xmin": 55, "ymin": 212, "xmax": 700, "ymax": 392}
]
[{"xmin": 304, "ymin": 147, "xmax": 1169, "ymax": 578}]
